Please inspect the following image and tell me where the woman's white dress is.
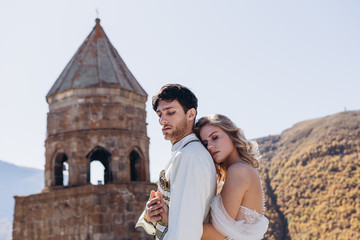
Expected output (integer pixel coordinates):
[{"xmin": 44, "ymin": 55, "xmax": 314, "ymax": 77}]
[{"xmin": 210, "ymin": 194, "xmax": 269, "ymax": 240}]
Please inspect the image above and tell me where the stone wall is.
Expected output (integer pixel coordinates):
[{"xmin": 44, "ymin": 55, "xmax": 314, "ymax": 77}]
[
  {"xmin": 46, "ymin": 88, "xmax": 147, "ymax": 135},
  {"xmin": 45, "ymin": 130, "xmax": 150, "ymax": 187},
  {"xmin": 13, "ymin": 183, "xmax": 156, "ymax": 240},
  {"xmin": 44, "ymin": 88, "xmax": 150, "ymax": 189}
]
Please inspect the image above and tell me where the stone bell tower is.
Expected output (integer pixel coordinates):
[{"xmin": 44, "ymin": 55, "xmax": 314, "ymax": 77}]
[{"xmin": 13, "ymin": 19, "xmax": 156, "ymax": 240}]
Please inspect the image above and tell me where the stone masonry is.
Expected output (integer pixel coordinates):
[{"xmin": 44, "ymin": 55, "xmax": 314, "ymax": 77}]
[
  {"xmin": 13, "ymin": 184, "xmax": 155, "ymax": 240},
  {"xmin": 13, "ymin": 19, "xmax": 156, "ymax": 240}
]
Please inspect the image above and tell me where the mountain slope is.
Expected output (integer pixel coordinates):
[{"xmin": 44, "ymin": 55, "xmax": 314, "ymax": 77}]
[
  {"xmin": 0, "ymin": 160, "xmax": 43, "ymax": 240},
  {"xmin": 257, "ymin": 110, "xmax": 360, "ymax": 240}
]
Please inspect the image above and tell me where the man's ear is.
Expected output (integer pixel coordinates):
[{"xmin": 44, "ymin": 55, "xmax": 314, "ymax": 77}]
[{"xmin": 187, "ymin": 108, "xmax": 196, "ymax": 121}]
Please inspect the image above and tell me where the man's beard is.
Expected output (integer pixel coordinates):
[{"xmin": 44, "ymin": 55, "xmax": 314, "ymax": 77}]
[{"xmin": 165, "ymin": 117, "xmax": 189, "ymax": 142}]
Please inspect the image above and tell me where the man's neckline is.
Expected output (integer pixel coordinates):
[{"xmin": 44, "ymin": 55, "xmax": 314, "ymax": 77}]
[{"xmin": 171, "ymin": 133, "xmax": 198, "ymax": 152}]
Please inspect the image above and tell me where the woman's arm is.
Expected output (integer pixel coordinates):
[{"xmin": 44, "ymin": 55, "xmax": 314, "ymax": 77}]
[
  {"xmin": 202, "ymin": 165, "xmax": 251, "ymax": 240},
  {"xmin": 221, "ymin": 164, "xmax": 250, "ymax": 219},
  {"xmin": 201, "ymin": 223, "xmax": 225, "ymax": 240}
]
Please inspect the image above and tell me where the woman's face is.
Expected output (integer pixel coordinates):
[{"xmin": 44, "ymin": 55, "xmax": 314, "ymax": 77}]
[{"xmin": 199, "ymin": 124, "xmax": 237, "ymax": 164}]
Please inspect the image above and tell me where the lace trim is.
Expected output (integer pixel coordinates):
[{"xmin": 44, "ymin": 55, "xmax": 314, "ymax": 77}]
[
  {"xmin": 238, "ymin": 206, "xmax": 262, "ymax": 224},
  {"xmin": 211, "ymin": 195, "xmax": 269, "ymax": 240},
  {"xmin": 216, "ymin": 195, "xmax": 264, "ymax": 224}
]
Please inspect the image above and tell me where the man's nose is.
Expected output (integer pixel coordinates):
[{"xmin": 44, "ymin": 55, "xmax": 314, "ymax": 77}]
[{"xmin": 159, "ymin": 115, "xmax": 168, "ymax": 125}]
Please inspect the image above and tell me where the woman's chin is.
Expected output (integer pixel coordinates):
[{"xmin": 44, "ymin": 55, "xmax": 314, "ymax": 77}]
[{"xmin": 214, "ymin": 157, "xmax": 224, "ymax": 164}]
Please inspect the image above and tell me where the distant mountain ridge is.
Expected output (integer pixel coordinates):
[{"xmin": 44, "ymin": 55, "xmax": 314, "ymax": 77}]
[
  {"xmin": 257, "ymin": 110, "xmax": 360, "ymax": 240},
  {"xmin": 0, "ymin": 160, "xmax": 43, "ymax": 240}
]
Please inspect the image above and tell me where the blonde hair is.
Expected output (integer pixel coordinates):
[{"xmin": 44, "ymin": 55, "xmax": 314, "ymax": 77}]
[{"xmin": 194, "ymin": 114, "xmax": 261, "ymax": 182}]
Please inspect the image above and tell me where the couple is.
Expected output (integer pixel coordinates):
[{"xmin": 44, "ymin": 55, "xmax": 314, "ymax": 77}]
[{"xmin": 136, "ymin": 84, "xmax": 269, "ymax": 240}]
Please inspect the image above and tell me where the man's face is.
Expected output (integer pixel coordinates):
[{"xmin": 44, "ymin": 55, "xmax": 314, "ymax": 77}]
[{"xmin": 156, "ymin": 100, "xmax": 193, "ymax": 144}]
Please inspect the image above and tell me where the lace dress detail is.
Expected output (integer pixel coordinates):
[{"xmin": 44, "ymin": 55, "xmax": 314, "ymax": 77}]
[{"xmin": 210, "ymin": 195, "xmax": 269, "ymax": 240}]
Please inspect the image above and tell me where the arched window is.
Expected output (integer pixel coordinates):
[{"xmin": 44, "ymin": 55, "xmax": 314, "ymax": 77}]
[
  {"xmin": 90, "ymin": 161, "xmax": 105, "ymax": 185},
  {"xmin": 130, "ymin": 150, "xmax": 144, "ymax": 181},
  {"xmin": 63, "ymin": 161, "xmax": 69, "ymax": 186},
  {"xmin": 87, "ymin": 147, "xmax": 112, "ymax": 185},
  {"xmin": 54, "ymin": 153, "xmax": 68, "ymax": 186}
]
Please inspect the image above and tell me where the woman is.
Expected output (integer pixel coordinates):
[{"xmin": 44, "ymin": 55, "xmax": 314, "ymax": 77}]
[
  {"xmin": 158, "ymin": 114, "xmax": 269, "ymax": 239},
  {"xmin": 194, "ymin": 114, "xmax": 268, "ymax": 240}
]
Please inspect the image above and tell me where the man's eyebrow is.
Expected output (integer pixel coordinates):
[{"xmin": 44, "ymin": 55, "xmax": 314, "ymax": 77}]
[{"xmin": 156, "ymin": 107, "xmax": 175, "ymax": 113}]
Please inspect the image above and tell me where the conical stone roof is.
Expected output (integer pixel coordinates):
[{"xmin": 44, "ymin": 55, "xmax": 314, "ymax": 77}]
[{"xmin": 47, "ymin": 18, "xmax": 147, "ymax": 98}]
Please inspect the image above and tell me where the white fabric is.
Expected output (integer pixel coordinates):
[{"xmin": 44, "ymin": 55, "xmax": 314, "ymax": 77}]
[
  {"xmin": 210, "ymin": 194, "xmax": 269, "ymax": 240},
  {"xmin": 136, "ymin": 133, "xmax": 217, "ymax": 240},
  {"xmin": 135, "ymin": 209, "xmax": 156, "ymax": 235}
]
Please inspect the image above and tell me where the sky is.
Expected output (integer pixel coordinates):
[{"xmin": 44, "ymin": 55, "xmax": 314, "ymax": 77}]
[{"xmin": 0, "ymin": 0, "xmax": 359, "ymax": 182}]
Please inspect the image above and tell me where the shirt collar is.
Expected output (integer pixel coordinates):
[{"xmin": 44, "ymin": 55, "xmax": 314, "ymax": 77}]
[{"xmin": 171, "ymin": 133, "xmax": 199, "ymax": 152}]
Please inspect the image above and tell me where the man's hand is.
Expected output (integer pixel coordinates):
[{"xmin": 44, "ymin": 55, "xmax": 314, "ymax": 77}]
[
  {"xmin": 156, "ymin": 192, "xmax": 169, "ymax": 226},
  {"xmin": 144, "ymin": 190, "xmax": 164, "ymax": 224}
]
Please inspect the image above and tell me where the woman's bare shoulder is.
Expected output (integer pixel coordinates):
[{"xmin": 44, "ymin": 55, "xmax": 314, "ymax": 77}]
[
  {"xmin": 223, "ymin": 163, "xmax": 259, "ymax": 190},
  {"xmin": 227, "ymin": 162, "xmax": 259, "ymax": 179},
  {"xmin": 220, "ymin": 163, "xmax": 257, "ymax": 218}
]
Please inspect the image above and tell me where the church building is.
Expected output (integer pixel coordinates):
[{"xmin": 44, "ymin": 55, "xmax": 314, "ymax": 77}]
[{"xmin": 12, "ymin": 19, "xmax": 156, "ymax": 240}]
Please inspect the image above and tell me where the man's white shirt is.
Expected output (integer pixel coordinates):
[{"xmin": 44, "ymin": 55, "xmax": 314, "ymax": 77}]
[{"xmin": 136, "ymin": 133, "xmax": 217, "ymax": 240}]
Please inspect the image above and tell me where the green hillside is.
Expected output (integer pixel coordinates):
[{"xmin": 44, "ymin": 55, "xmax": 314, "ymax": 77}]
[{"xmin": 257, "ymin": 110, "xmax": 360, "ymax": 240}]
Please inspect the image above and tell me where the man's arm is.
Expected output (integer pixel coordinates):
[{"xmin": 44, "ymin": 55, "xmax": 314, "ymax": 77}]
[{"xmin": 166, "ymin": 151, "xmax": 215, "ymax": 239}]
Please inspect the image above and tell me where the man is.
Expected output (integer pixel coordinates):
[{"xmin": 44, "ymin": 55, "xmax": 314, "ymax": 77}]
[{"xmin": 136, "ymin": 84, "xmax": 217, "ymax": 240}]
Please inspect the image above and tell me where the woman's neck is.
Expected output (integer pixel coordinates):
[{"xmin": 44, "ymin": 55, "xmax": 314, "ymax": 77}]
[
  {"xmin": 224, "ymin": 150, "xmax": 249, "ymax": 170},
  {"xmin": 224, "ymin": 149, "xmax": 243, "ymax": 169}
]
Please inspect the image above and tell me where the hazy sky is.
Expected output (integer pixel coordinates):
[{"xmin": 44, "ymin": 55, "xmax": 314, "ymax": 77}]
[{"xmin": 1, "ymin": 0, "xmax": 359, "ymax": 182}]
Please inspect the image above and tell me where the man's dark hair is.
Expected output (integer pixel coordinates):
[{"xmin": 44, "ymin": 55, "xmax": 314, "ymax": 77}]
[{"xmin": 152, "ymin": 84, "xmax": 198, "ymax": 113}]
